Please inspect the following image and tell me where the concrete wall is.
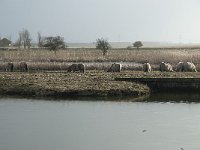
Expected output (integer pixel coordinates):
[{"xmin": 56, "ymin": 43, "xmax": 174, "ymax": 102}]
[{"xmin": 115, "ymin": 78, "xmax": 200, "ymax": 92}]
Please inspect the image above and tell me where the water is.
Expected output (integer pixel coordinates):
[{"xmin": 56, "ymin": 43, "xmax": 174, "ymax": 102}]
[{"xmin": 0, "ymin": 97, "xmax": 200, "ymax": 150}]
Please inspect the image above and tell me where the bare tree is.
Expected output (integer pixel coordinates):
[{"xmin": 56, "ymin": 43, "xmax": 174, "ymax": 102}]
[
  {"xmin": 15, "ymin": 32, "xmax": 23, "ymax": 48},
  {"xmin": 37, "ymin": 32, "xmax": 43, "ymax": 47},
  {"xmin": 22, "ymin": 29, "xmax": 31, "ymax": 49},
  {"xmin": 15, "ymin": 29, "xmax": 32, "ymax": 49}
]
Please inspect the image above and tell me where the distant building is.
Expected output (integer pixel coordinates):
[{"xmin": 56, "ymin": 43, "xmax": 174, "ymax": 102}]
[{"xmin": 0, "ymin": 38, "xmax": 12, "ymax": 47}]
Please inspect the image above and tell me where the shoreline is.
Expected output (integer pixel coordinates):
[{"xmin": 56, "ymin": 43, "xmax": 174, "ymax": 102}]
[
  {"xmin": 1, "ymin": 71, "xmax": 200, "ymax": 101},
  {"xmin": 0, "ymin": 72, "xmax": 150, "ymax": 100}
]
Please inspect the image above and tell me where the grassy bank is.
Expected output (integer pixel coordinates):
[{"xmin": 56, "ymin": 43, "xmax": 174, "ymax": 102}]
[
  {"xmin": 0, "ymin": 71, "xmax": 150, "ymax": 99},
  {"xmin": 1, "ymin": 70, "xmax": 200, "ymax": 100}
]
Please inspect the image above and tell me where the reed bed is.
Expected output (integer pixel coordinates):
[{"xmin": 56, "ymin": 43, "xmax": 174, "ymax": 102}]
[{"xmin": 0, "ymin": 48, "xmax": 200, "ymax": 71}]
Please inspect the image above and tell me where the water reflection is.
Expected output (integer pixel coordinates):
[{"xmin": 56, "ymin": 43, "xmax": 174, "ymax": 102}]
[
  {"xmin": 1, "ymin": 92, "xmax": 200, "ymax": 103},
  {"xmin": 145, "ymin": 92, "xmax": 200, "ymax": 103},
  {"xmin": 0, "ymin": 97, "xmax": 200, "ymax": 150}
]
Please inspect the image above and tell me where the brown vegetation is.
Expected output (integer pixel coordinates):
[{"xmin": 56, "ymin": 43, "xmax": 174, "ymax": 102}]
[
  {"xmin": 0, "ymin": 48, "xmax": 200, "ymax": 63},
  {"xmin": 1, "ymin": 69, "xmax": 200, "ymax": 99},
  {"xmin": 0, "ymin": 48, "xmax": 199, "ymax": 99},
  {"xmin": 0, "ymin": 71, "xmax": 150, "ymax": 98},
  {"xmin": 0, "ymin": 48, "xmax": 200, "ymax": 71}
]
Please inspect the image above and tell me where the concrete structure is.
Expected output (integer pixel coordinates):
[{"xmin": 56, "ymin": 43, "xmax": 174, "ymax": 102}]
[{"xmin": 115, "ymin": 77, "xmax": 200, "ymax": 92}]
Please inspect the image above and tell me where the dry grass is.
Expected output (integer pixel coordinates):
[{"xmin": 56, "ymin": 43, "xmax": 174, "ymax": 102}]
[
  {"xmin": 1, "ymin": 70, "xmax": 200, "ymax": 98},
  {"xmin": 0, "ymin": 48, "xmax": 200, "ymax": 71},
  {"xmin": 0, "ymin": 72, "xmax": 150, "ymax": 98}
]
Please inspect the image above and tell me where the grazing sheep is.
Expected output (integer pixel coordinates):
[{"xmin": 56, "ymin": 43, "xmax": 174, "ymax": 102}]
[
  {"xmin": 183, "ymin": 62, "xmax": 197, "ymax": 72},
  {"xmin": 176, "ymin": 62, "xmax": 197, "ymax": 72},
  {"xmin": 159, "ymin": 62, "xmax": 165, "ymax": 72},
  {"xmin": 143, "ymin": 63, "xmax": 151, "ymax": 72},
  {"xmin": 159, "ymin": 62, "xmax": 173, "ymax": 72},
  {"xmin": 5, "ymin": 62, "xmax": 14, "ymax": 72},
  {"xmin": 107, "ymin": 63, "xmax": 122, "ymax": 72},
  {"xmin": 67, "ymin": 64, "xmax": 85, "ymax": 73},
  {"xmin": 19, "ymin": 62, "xmax": 28, "ymax": 72},
  {"xmin": 176, "ymin": 62, "xmax": 184, "ymax": 72},
  {"xmin": 165, "ymin": 63, "xmax": 173, "ymax": 72}
]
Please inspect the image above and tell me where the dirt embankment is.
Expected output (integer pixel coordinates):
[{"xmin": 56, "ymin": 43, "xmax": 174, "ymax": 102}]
[
  {"xmin": 1, "ymin": 71, "xmax": 200, "ymax": 100},
  {"xmin": 0, "ymin": 71, "xmax": 150, "ymax": 99}
]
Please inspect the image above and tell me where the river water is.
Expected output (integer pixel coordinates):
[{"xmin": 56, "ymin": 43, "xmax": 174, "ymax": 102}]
[{"xmin": 0, "ymin": 96, "xmax": 200, "ymax": 150}]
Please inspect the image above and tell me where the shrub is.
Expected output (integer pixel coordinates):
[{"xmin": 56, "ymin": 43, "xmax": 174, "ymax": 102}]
[
  {"xmin": 43, "ymin": 36, "xmax": 65, "ymax": 54},
  {"xmin": 133, "ymin": 41, "xmax": 143, "ymax": 49},
  {"xmin": 96, "ymin": 38, "xmax": 111, "ymax": 56},
  {"xmin": 126, "ymin": 45, "xmax": 133, "ymax": 50}
]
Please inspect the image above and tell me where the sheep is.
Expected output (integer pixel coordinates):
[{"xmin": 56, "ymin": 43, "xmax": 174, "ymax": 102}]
[
  {"xmin": 159, "ymin": 62, "xmax": 173, "ymax": 72},
  {"xmin": 107, "ymin": 63, "xmax": 122, "ymax": 72},
  {"xmin": 183, "ymin": 62, "xmax": 197, "ymax": 72},
  {"xmin": 143, "ymin": 63, "xmax": 151, "ymax": 72},
  {"xmin": 176, "ymin": 62, "xmax": 184, "ymax": 72},
  {"xmin": 67, "ymin": 64, "xmax": 85, "ymax": 73},
  {"xmin": 19, "ymin": 62, "xmax": 28, "ymax": 72},
  {"xmin": 176, "ymin": 62, "xmax": 197, "ymax": 72},
  {"xmin": 5, "ymin": 62, "xmax": 14, "ymax": 72}
]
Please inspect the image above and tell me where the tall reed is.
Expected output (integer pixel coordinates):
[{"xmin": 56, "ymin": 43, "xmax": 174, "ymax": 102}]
[{"xmin": 0, "ymin": 48, "xmax": 200, "ymax": 71}]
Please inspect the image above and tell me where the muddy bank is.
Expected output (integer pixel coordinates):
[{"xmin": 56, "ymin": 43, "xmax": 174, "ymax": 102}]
[{"xmin": 0, "ymin": 72, "xmax": 149, "ymax": 99}]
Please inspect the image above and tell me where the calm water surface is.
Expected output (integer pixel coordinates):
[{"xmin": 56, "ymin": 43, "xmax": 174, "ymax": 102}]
[{"xmin": 0, "ymin": 97, "xmax": 200, "ymax": 150}]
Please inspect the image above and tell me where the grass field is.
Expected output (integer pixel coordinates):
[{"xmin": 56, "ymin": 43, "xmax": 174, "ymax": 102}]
[{"xmin": 0, "ymin": 48, "xmax": 200, "ymax": 71}]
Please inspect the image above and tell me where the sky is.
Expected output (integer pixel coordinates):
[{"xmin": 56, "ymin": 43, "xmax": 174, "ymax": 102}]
[{"xmin": 1, "ymin": 0, "xmax": 200, "ymax": 43}]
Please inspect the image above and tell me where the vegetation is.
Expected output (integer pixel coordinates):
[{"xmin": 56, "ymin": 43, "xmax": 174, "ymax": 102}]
[
  {"xmin": 126, "ymin": 45, "xmax": 133, "ymax": 50},
  {"xmin": 0, "ymin": 48, "xmax": 200, "ymax": 66},
  {"xmin": 43, "ymin": 36, "xmax": 65, "ymax": 54},
  {"xmin": 15, "ymin": 29, "xmax": 32, "ymax": 49},
  {"xmin": 0, "ymin": 47, "xmax": 200, "ymax": 99},
  {"xmin": 1, "ymin": 70, "xmax": 200, "ymax": 99},
  {"xmin": 96, "ymin": 38, "xmax": 111, "ymax": 56},
  {"xmin": 133, "ymin": 41, "xmax": 143, "ymax": 49},
  {"xmin": 0, "ymin": 72, "xmax": 149, "ymax": 98},
  {"xmin": 37, "ymin": 32, "xmax": 44, "ymax": 47}
]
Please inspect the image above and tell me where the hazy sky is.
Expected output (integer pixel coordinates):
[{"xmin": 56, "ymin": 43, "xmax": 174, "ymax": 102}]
[{"xmin": 1, "ymin": 0, "xmax": 200, "ymax": 43}]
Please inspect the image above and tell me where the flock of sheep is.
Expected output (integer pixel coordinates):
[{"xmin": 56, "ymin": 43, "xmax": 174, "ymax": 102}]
[
  {"xmin": 4, "ymin": 62, "xmax": 85, "ymax": 73},
  {"xmin": 98, "ymin": 62, "xmax": 198, "ymax": 73},
  {"xmin": 5, "ymin": 62, "xmax": 28, "ymax": 72},
  {"xmin": 3, "ymin": 61, "xmax": 198, "ymax": 73},
  {"xmin": 143, "ymin": 62, "xmax": 197, "ymax": 72},
  {"xmin": 3, "ymin": 62, "xmax": 122, "ymax": 73},
  {"xmin": 101, "ymin": 62, "xmax": 198, "ymax": 73}
]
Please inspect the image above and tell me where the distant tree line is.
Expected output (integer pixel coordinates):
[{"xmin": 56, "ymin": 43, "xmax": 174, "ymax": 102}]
[
  {"xmin": 95, "ymin": 38, "xmax": 143, "ymax": 56},
  {"xmin": 6, "ymin": 29, "xmax": 144, "ymax": 56},
  {"xmin": 13, "ymin": 29, "xmax": 66, "ymax": 53}
]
